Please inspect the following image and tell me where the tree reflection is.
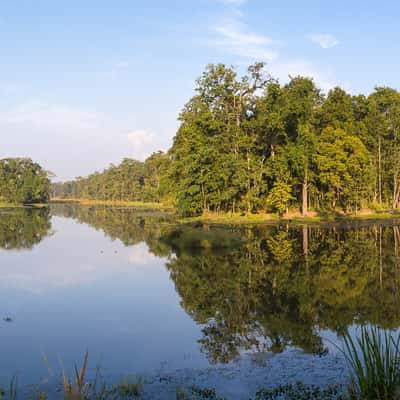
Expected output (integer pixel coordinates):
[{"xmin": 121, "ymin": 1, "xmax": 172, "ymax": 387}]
[
  {"xmin": 0, "ymin": 208, "xmax": 52, "ymax": 250},
  {"xmin": 49, "ymin": 205, "xmax": 400, "ymax": 364},
  {"xmin": 50, "ymin": 203, "xmax": 174, "ymax": 257},
  {"xmin": 163, "ymin": 223, "xmax": 400, "ymax": 363}
]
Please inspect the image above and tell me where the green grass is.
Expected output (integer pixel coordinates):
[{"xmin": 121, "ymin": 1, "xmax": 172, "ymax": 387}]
[
  {"xmin": 341, "ymin": 326, "xmax": 400, "ymax": 400},
  {"xmin": 0, "ymin": 376, "xmax": 18, "ymax": 400},
  {"xmin": 180, "ymin": 210, "xmax": 400, "ymax": 225},
  {"xmin": 50, "ymin": 198, "xmax": 174, "ymax": 210},
  {"xmin": 0, "ymin": 202, "xmax": 17, "ymax": 208},
  {"xmin": 0, "ymin": 202, "xmax": 48, "ymax": 209},
  {"xmin": 179, "ymin": 212, "xmax": 280, "ymax": 225},
  {"xmin": 346, "ymin": 212, "xmax": 399, "ymax": 220}
]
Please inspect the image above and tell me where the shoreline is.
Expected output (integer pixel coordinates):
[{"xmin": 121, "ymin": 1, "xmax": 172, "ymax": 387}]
[
  {"xmin": 7, "ymin": 199, "xmax": 400, "ymax": 225},
  {"xmin": 50, "ymin": 198, "xmax": 174, "ymax": 210},
  {"xmin": 179, "ymin": 210, "xmax": 400, "ymax": 225},
  {"xmin": 0, "ymin": 202, "xmax": 48, "ymax": 209}
]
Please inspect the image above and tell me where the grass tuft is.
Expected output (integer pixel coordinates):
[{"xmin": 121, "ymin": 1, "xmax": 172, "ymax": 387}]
[
  {"xmin": 62, "ymin": 351, "xmax": 90, "ymax": 400},
  {"xmin": 342, "ymin": 325, "xmax": 400, "ymax": 400}
]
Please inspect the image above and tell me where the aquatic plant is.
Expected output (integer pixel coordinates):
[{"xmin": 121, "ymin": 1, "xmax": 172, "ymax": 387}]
[
  {"xmin": 342, "ymin": 325, "xmax": 400, "ymax": 400},
  {"xmin": 62, "ymin": 351, "xmax": 90, "ymax": 400},
  {"xmin": 255, "ymin": 382, "xmax": 346, "ymax": 400},
  {"xmin": 176, "ymin": 386, "xmax": 225, "ymax": 400},
  {"xmin": 0, "ymin": 376, "xmax": 18, "ymax": 400}
]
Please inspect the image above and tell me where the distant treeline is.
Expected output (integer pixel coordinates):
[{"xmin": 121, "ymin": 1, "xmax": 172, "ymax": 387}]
[
  {"xmin": 53, "ymin": 63, "xmax": 400, "ymax": 216},
  {"xmin": 52, "ymin": 152, "xmax": 171, "ymax": 203},
  {"xmin": 0, "ymin": 158, "xmax": 51, "ymax": 204}
]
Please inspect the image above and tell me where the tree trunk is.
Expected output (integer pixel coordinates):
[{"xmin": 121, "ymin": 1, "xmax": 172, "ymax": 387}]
[
  {"xmin": 378, "ymin": 136, "xmax": 382, "ymax": 205},
  {"xmin": 302, "ymin": 181, "xmax": 308, "ymax": 216},
  {"xmin": 302, "ymin": 226, "xmax": 308, "ymax": 256},
  {"xmin": 379, "ymin": 225, "xmax": 383, "ymax": 289}
]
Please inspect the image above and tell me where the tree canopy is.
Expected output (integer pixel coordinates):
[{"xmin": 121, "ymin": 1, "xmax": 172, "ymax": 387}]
[
  {"xmin": 54, "ymin": 63, "xmax": 400, "ymax": 216},
  {"xmin": 0, "ymin": 158, "xmax": 51, "ymax": 204}
]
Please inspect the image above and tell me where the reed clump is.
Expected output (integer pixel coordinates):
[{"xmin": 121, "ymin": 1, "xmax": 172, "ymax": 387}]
[{"xmin": 342, "ymin": 325, "xmax": 400, "ymax": 400}]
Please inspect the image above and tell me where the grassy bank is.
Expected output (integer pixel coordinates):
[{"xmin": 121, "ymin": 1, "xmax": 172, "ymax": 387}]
[
  {"xmin": 50, "ymin": 198, "xmax": 174, "ymax": 210},
  {"xmin": 49, "ymin": 200, "xmax": 400, "ymax": 225},
  {"xmin": 180, "ymin": 210, "xmax": 400, "ymax": 225},
  {"xmin": 0, "ymin": 202, "xmax": 48, "ymax": 209}
]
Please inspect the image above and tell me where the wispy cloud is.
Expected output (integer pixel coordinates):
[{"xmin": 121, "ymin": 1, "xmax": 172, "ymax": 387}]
[
  {"xmin": 269, "ymin": 60, "xmax": 338, "ymax": 93},
  {"xmin": 207, "ymin": 1, "xmax": 341, "ymax": 92},
  {"xmin": 310, "ymin": 33, "xmax": 339, "ymax": 49},
  {"xmin": 212, "ymin": 20, "xmax": 279, "ymax": 62},
  {"xmin": 127, "ymin": 129, "xmax": 166, "ymax": 161}
]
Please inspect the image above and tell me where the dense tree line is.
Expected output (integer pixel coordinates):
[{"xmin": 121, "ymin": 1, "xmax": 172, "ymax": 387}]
[
  {"xmin": 0, "ymin": 158, "xmax": 51, "ymax": 204},
  {"xmin": 54, "ymin": 63, "xmax": 400, "ymax": 216},
  {"xmin": 52, "ymin": 152, "xmax": 171, "ymax": 203}
]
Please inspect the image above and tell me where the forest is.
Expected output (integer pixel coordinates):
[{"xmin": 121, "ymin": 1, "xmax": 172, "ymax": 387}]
[
  {"xmin": 53, "ymin": 63, "xmax": 400, "ymax": 217},
  {"xmin": 0, "ymin": 158, "xmax": 51, "ymax": 204}
]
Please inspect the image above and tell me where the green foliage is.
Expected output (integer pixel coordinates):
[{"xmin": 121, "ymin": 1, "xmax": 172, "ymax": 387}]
[
  {"xmin": 160, "ymin": 226, "xmax": 244, "ymax": 252},
  {"xmin": 315, "ymin": 127, "xmax": 370, "ymax": 210},
  {"xmin": 342, "ymin": 326, "xmax": 400, "ymax": 400},
  {"xmin": 62, "ymin": 351, "xmax": 90, "ymax": 400},
  {"xmin": 0, "ymin": 158, "xmax": 51, "ymax": 204},
  {"xmin": 266, "ymin": 181, "xmax": 293, "ymax": 215},
  {"xmin": 0, "ymin": 208, "xmax": 52, "ymax": 250},
  {"xmin": 53, "ymin": 152, "xmax": 171, "ymax": 204},
  {"xmin": 53, "ymin": 64, "xmax": 400, "ymax": 217},
  {"xmin": 176, "ymin": 386, "xmax": 225, "ymax": 400},
  {"xmin": 0, "ymin": 376, "xmax": 18, "ymax": 400}
]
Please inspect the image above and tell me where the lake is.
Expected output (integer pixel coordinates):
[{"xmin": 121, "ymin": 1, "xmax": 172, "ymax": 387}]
[{"xmin": 0, "ymin": 205, "xmax": 399, "ymax": 395}]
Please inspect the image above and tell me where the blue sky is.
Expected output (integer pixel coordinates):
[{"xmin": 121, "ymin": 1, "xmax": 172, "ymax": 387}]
[{"xmin": 1, "ymin": 0, "xmax": 400, "ymax": 180}]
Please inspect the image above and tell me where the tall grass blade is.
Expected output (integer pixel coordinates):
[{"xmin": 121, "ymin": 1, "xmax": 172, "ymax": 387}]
[{"xmin": 341, "ymin": 325, "xmax": 400, "ymax": 400}]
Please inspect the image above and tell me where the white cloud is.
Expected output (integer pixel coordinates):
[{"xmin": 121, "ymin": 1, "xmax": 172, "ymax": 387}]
[
  {"xmin": 207, "ymin": 2, "xmax": 341, "ymax": 92},
  {"xmin": 211, "ymin": 19, "xmax": 279, "ymax": 62},
  {"xmin": 269, "ymin": 60, "xmax": 338, "ymax": 93},
  {"xmin": 310, "ymin": 33, "xmax": 339, "ymax": 49},
  {"xmin": 128, "ymin": 244, "xmax": 160, "ymax": 266},
  {"xmin": 0, "ymin": 236, "xmax": 166, "ymax": 294},
  {"xmin": 127, "ymin": 129, "xmax": 163, "ymax": 161}
]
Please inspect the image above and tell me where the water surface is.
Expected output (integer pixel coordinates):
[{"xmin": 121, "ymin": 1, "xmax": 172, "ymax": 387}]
[{"xmin": 0, "ymin": 205, "xmax": 399, "ymax": 386}]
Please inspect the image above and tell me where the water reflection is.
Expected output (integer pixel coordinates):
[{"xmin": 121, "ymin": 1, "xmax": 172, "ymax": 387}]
[
  {"xmin": 1, "ymin": 205, "xmax": 400, "ymax": 381},
  {"xmin": 0, "ymin": 208, "xmax": 52, "ymax": 250},
  {"xmin": 50, "ymin": 206, "xmax": 400, "ymax": 363},
  {"xmin": 50, "ymin": 203, "xmax": 173, "ymax": 256}
]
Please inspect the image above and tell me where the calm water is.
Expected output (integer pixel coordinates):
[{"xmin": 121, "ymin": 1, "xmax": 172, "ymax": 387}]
[{"xmin": 0, "ymin": 205, "xmax": 400, "ymax": 385}]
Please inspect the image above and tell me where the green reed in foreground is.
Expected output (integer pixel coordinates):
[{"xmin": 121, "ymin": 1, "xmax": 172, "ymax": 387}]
[
  {"xmin": 342, "ymin": 326, "xmax": 400, "ymax": 400},
  {"xmin": 0, "ymin": 376, "xmax": 17, "ymax": 400}
]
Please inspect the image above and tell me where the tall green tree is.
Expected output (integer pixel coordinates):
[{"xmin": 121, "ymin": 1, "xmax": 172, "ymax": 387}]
[{"xmin": 0, "ymin": 158, "xmax": 51, "ymax": 204}]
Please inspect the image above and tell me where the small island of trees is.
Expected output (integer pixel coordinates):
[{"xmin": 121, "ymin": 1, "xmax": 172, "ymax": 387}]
[
  {"xmin": 0, "ymin": 158, "xmax": 51, "ymax": 204},
  {"xmin": 53, "ymin": 63, "xmax": 400, "ymax": 217}
]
